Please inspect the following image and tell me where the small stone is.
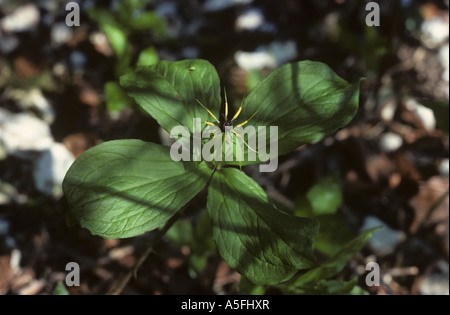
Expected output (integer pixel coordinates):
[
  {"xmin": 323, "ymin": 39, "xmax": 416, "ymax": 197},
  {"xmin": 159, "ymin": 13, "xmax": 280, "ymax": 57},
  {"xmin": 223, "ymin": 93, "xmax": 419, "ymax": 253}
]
[
  {"xmin": 380, "ymin": 99, "xmax": 397, "ymax": 122},
  {"xmin": 421, "ymin": 17, "xmax": 449, "ymax": 48},
  {"xmin": 6, "ymin": 88, "xmax": 55, "ymax": 124},
  {"xmin": 0, "ymin": 109, "xmax": 54, "ymax": 155},
  {"xmin": 235, "ymin": 7, "xmax": 264, "ymax": 31},
  {"xmin": 235, "ymin": 49, "xmax": 276, "ymax": 70},
  {"xmin": 51, "ymin": 22, "xmax": 73, "ymax": 47},
  {"xmin": 0, "ymin": 182, "xmax": 17, "ymax": 205},
  {"xmin": 379, "ymin": 132, "xmax": 403, "ymax": 152},
  {"xmin": 361, "ymin": 216, "xmax": 405, "ymax": 253},
  {"xmin": 0, "ymin": 33, "xmax": 19, "ymax": 54},
  {"xmin": 418, "ymin": 260, "xmax": 449, "ymax": 295},
  {"xmin": 234, "ymin": 40, "xmax": 297, "ymax": 70},
  {"xmin": 405, "ymin": 98, "xmax": 436, "ymax": 131},
  {"xmin": 439, "ymin": 44, "xmax": 449, "ymax": 82},
  {"xmin": 33, "ymin": 143, "xmax": 75, "ymax": 197},
  {"xmin": 0, "ymin": 219, "xmax": 9, "ymax": 235},
  {"xmin": 70, "ymin": 50, "xmax": 87, "ymax": 68},
  {"xmin": 0, "ymin": 4, "xmax": 40, "ymax": 33},
  {"xmin": 89, "ymin": 32, "xmax": 113, "ymax": 56},
  {"xmin": 10, "ymin": 249, "xmax": 21, "ymax": 273},
  {"xmin": 438, "ymin": 159, "xmax": 449, "ymax": 176}
]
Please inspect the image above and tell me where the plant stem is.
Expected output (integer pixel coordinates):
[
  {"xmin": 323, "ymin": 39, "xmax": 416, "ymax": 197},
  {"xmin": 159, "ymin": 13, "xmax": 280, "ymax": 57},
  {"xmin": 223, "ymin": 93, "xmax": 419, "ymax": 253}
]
[{"xmin": 107, "ymin": 207, "xmax": 186, "ymax": 295}]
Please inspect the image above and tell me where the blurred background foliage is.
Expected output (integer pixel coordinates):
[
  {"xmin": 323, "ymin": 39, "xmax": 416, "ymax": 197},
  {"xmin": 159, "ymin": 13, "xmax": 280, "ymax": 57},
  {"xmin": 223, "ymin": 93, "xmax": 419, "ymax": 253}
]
[{"xmin": 0, "ymin": 0, "xmax": 448, "ymax": 295}]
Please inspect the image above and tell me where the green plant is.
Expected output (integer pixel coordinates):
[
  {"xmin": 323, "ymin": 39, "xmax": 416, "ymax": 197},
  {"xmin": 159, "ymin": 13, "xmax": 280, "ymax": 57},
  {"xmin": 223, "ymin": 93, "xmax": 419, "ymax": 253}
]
[
  {"xmin": 63, "ymin": 59, "xmax": 367, "ymax": 290},
  {"xmin": 88, "ymin": 0, "xmax": 164, "ymax": 112},
  {"xmin": 295, "ymin": 173, "xmax": 354, "ymax": 257},
  {"xmin": 53, "ymin": 281, "xmax": 70, "ymax": 295},
  {"xmin": 241, "ymin": 174, "xmax": 379, "ymax": 295}
]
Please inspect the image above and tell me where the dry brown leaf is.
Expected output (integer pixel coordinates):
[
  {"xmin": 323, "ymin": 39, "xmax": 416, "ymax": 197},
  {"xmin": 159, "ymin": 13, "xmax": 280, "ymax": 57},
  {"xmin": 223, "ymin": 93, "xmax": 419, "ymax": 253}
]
[
  {"xmin": 14, "ymin": 56, "xmax": 42, "ymax": 79},
  {"xmin": 63, "ymin": 132, "xmax": 99, "ymax": 158},
  {"xmin": 0, "ymin": 255, "xmax": 13, "ymax": 294},
  {"xmin": 410, "ymin": 176, "xmax": 449, "ymax": 233}
]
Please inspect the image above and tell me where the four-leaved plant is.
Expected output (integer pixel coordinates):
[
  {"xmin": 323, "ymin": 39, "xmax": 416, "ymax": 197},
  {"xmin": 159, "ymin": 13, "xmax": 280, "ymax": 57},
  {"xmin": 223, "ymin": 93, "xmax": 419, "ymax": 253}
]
[{"xmin": 63, "ymin": 59, "xmax": 362, "ymax": 285}]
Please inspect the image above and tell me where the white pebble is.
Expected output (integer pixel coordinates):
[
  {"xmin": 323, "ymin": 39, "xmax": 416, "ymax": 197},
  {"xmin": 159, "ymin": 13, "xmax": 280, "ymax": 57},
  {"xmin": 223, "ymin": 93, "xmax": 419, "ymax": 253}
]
[
  {"xmin": 361, "ymin": 216, "xmax": 405, "ymax": 253},
  {"xmin": 405, "ymin": 98, "xmax": 436, "ymax": 131},
  {"xmin": 236, "ymin": 7, "xmax": 264, "ymax": 31},
  {"xmin": 419, "ymin": 260, "xmax": 449, "ymax": 295},
  {"xmin": 235, "ymin": 49, "xmax": 276, "ymax": 70},
  {"xmin": 0, "ymin": 219, "xmax": 9, "ymax": 235},
  {"xmin": 439, "ymin": 44, "xmax": 449, "ymax": 82},
  {"xmin": 235, "ymin": 40, "xmax": 297, "ymax": 70},
  {"xmin": 0, "ymin": 4, "xmax": 40, "ymax": 33},
  {"xmin": 379, "ymin": 132, "xmax": 403, "ymax": 152},
  {"xmin": 0, "ymin": 109, "xmax": 54, "ymax": 155},
  {"xmin": 439, "ymin": 159, "xmax": 449, "ymax": 176},
  {"xmin": 51, "ymin": 22, "xmax": 73, "ymax": 47},
  {"xmin": 33, "ymin": 143, "xmax": 75, "ymax": 197},
  {"xmin": 421, "ymin": 17, "xmax": 449, "ymax": 48}
]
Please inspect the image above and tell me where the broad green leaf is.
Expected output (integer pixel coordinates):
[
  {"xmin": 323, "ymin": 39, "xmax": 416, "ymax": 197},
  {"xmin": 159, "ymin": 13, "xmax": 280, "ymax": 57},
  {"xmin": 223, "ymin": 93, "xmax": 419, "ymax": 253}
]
[
  {"xmin": 103, "ymin": 22, "xmax": 128, "ymax": 58},
  {"xmin": 246, "ymin": 69, "xmax": 264, "ymax": 92},
  {"xmin": 306, "ymin": 173, "xmax": 342, "ymax": 216},
  {"xmin": 207, "ymin": 168, "xmax": 319, "ymax": 285},
  {"xmin": 116, "ymin": 0, "xmax": 149, "ymax": 14},
  {"xmin": 120, "ymin": 60, "xmax": 221, "ymax": 134},
  {"xmin": 104, "ymin": 81, "xmax": 132, "ymax": 112},
  {"xmin": 88, "ymin": 8, "xmax": 132, "ymax": 76},
  {"xmin": 295, "ymin": 227, "xmax": 379, "ymax": 286},
  {"xmin": 116, "ymin": 0, "xmax": 163, "ymax": 31},
  {"xmin": 238, "ymin": 60, "xmax": 362, "ymax": 161},
  {"xmin": 63, "ymin": 140, "xmax": 212, "ymax": 239},
  {"xmin": 137, "ymin": 46, "xmax": 159, "ymax": 66},
  {"xmin": 89, "ymin": 9, "xmax": 129, "ymax": 58},
  {"xmin": 127, "ymin": 11, "xmax": 164, "ymax": 31}
]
